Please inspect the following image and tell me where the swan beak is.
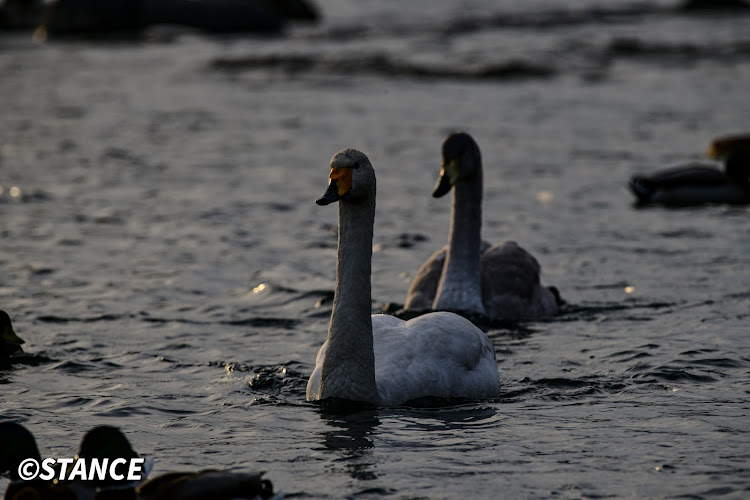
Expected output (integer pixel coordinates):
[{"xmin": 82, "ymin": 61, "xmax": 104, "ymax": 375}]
[
  {"xmin": 317, "ymin": 180, "xmax": 341, "ymax": 205},
  {"xmin": 317, "ymin": 167, "xmax": 353, "ymax": 205},
  {"xmin": 432, "ymin": 158, "xmax": 460, "ymax": 197}
]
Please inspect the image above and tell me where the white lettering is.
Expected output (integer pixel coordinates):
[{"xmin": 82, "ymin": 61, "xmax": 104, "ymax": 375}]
[
  {"xmin": 23, "ymin": 458, "xmax": 146, "ymax": 482},
  {"xmin": 127, "ymin": 458, "xmax": 145, "ymax": 480},
  {"xmin": 88, "ymin": 458, "xmax": 108, "ymax": 480},
  {"xmin": 67, "ymin": 459, "xmax": 87, "ymax": 480},
  {"xmin": 109, "ymin": 458, "xmax": 126, "ymax": 480},
  {"xmin": 39, "ymin": 458, "xmax": 57, "ymax": 481},
  {"xmin": 56, "ymin": 458, "xmax": 74, "ymax": 480}
]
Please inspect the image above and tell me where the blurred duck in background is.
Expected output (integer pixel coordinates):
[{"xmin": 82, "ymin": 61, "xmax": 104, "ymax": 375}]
[
  {"xmin": 0, "ymin": 0, "xmax": 318, "ymax": 36},
  {"xmin": 680, "ymin": 0, "xmax": 750, "ymax": 10},
  {"xmin": 628, "ymin": 134, "xmax": 750, "ymax": 207}
]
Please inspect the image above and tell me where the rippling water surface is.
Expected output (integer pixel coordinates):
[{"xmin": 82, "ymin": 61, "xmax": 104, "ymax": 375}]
[{"xmin": 1, "ymin": 0, "xmax": 749, "ymax": 498}]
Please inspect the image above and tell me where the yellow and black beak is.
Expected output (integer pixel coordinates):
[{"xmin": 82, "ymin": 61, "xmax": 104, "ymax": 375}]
[
  {"xmin": 317, "ymin": 167, "xmax": 353, "ymax": 205},
  {"xmin": 432, "ymin": 158, "xmax": 460, "ymax": 198}
]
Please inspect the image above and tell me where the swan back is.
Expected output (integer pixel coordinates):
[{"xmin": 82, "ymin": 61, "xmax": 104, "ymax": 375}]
[{"xmin": 372, "ymin": 312, "xmax": 500, "ymax": 406}]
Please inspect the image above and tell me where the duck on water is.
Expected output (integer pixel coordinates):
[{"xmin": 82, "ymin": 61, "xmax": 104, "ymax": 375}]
[{"xmin": 629, "ymin": 134, "xmax": 750, "ymax": 207}]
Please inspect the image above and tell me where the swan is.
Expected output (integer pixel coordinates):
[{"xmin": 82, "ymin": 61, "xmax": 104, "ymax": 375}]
[
  {"xmin": 0, "ymin": 309, "xmax": 25, "ymax": 358},
  {"xmin": 628, "ymin": 134, "xmax": 750, "ymax": 207},
  {"xmin": 306, "ymin": 149, "xmax": 501, "ymax": 406},
  {"xmin": 404, "ymin": 132, "xmax": 561, "ymax": 322}
]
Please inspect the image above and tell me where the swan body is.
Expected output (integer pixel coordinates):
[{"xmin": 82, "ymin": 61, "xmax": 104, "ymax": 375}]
[
  {"xmin": 308, "ymin": 311, "xmax": 500, "ymax": 406},
  {"xmin": 404, "ymin": 132, "xmax": 560, "ymax": 322},
  {"xmin": 628, "ymin": 134, "xmax": 750, "ymax": 206},
  {"xmin": 307, "ymin": 149, "xmax": 501, "ymax": 406}
]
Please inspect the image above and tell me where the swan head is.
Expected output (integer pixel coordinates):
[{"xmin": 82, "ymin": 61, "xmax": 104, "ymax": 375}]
[
  {"xmin": 316, "ymin": 149, "xmax": 375, "ymax": 205},
  {"xmin": 433, "ymin": 132, "xmax": 482, "ymax": 197}
]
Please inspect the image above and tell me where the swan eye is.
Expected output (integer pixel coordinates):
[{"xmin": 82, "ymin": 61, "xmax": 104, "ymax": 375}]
[{"xmin": 329, "ymin": 167, "xmax": 353, "ymax": 196}]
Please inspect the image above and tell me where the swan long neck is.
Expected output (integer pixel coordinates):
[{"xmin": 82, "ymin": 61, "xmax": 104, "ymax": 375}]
[
  {"xmin": 321, "ymin": 189, "xmax": 379, "ymax": 404},
  {"xmin": 433, "ymin": 169, "xmax": 486, "ymax": 315}
]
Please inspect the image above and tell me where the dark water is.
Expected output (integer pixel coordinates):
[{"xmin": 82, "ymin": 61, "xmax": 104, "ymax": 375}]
[{"xmin": 2, "ymin": 0, "xmax": 750, "ymax": 498}]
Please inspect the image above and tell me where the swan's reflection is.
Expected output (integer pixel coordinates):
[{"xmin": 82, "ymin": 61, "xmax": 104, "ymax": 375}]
[{"xmin": 318, "ymin": 404, "xmax": 381, "ymax": 480}]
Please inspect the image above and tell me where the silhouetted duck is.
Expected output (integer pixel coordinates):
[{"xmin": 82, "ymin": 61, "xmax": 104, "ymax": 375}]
[
  {"xmin": 0, "ymin": 310, "xmax": 25, "ymax": 358},
  {"xmin": 71, "ymin": 426, "xmax": 278, "ymax": 499},
  {"xmin": 1, "ymin": 0, "xmax": 318, "ymax": 36},
  {"xmin": 681, "ymin": 0, "xmax": 749, "ymax": 11},
  {"xmin": 629, "ymin": 134, "xmax": 750, "ymax": 207},
  {"xmin": 136, "ymin": 470, "xmax": 278, "ymax": 500},
  {"xmin": 0, "ymin": 422, "xmax": 81, "ymax": 500},
  {"xmin": 75, "ymin": 426, "xmax": 154, "ymax": 499}
]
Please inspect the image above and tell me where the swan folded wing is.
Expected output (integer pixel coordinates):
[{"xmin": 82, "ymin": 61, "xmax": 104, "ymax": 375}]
[
  {"xmin": 404, "ymin": 247, "xmax": 446, "ymax": 310},
  {"xmin": 372, "ymin": 312, "xmax": 500, "ymax": 405},
  {"xmin": 479, "ymin": 241, "xmax": 558, "ymax": 320}
]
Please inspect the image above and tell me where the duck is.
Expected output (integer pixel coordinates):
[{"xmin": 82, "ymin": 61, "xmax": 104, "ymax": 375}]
[
  {"xmin": 76, "ymin": 427, "xmax": 278, "ymax": 500},
  {"xmin": 306, "ymin": 148, "xmax": 501, "ymax": 407},
  {"xmin": 24, "ymin": 0, "xmax": 318, "ymax": 38},
  {"xmin": 136, "ymin": 470, "xmax": 277, "ymax": 500},
  {"xmin": 628, "ymin": 134, "xmax": 750, "ymax": 207},
  {"xmin": 0, "ymin": 310, "xmax": 25, "ymax": 358},
  {"xmin": 74, "ymin": 426, "xmax": 154, "ymax": 500},
  {"xmin": 404, "ymin": 132, "xmax": 561, "ymax": 322},
  {"xmin": 0, "ymin": 421, "xmax": 80, "ymax": 500},
  {"xmin": 1, "ymin": 424, "xmax": 275, "ymax": 500},
  {"xmin": 680, "ymin": 0, "xmax": 750, "ymax": 11}
]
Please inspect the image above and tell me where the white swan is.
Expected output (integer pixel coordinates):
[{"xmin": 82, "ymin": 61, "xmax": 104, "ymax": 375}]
[
  {"xmin": 306, "ymin": 149, "xmax": 501, "ymax": 406},
  {"xmin": 405, "ymin": 132, "xmax": 561, "ymax": 321}
]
